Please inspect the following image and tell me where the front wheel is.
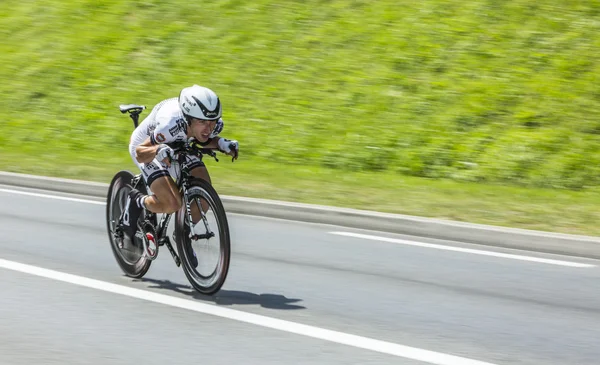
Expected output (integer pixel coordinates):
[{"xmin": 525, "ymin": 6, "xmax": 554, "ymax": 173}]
[
  {"xmin": 174, "ymin": 178, "xmax": 231, "ymax": 295},
  {"xmin": 106, "ymin": 170, "xmax": 152, "ymax": 278}
]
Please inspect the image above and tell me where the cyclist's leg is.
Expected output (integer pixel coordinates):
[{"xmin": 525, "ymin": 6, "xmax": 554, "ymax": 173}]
[
  {"xmin": 191, "ymin": 164, "xmax": 211, "ymax": 184},
  {"xmin": 121, "ymin": 144, "xmax": 181, "ymax": 237},
  {"xmin": 188, "ymin": 155, "xmax": 211, "ymax": 223},
  {"xmin": 128, "ymin": 142, "xmax": 182, "ymax": 213},
  {"xmin": 144, "ymin": 172, "xmax": 182, "ymax": 213}
]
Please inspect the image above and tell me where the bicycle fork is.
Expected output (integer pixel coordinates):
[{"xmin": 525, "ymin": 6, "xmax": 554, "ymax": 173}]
[{"xmin": 183, "ymin": 187, "xmax": 215, "ymax": 241}]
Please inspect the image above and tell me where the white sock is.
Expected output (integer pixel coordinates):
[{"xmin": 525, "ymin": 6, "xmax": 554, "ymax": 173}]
[{"xmin": 136, "ymin": 196, "xmax": 147, "ymax": 210}]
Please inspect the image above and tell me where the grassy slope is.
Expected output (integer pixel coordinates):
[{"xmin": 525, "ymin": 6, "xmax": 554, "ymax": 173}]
[{"xmin": 1, "ymin": 1, "xmax": 600, "ymax": 235}]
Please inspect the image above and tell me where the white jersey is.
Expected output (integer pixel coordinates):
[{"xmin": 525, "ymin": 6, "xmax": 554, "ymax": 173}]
[{"xmin": 129, "ymin": 97, "xmax": 223, "ymax": 147}]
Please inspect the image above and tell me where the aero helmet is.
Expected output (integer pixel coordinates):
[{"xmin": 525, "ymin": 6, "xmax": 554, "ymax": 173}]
[{"xmin": 178, "ymin": 84, "xmax": 222, "ymax": 123}]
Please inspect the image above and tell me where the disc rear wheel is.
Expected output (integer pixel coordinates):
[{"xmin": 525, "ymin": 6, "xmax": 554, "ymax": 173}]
[{"xmin": 106, "ymin": 170, "xmax": 152, "ymax": 278}]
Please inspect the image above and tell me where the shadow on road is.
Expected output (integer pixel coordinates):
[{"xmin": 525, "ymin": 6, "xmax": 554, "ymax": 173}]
[{"xmin": 133, "ymin": 277, "xmax": 306, "ymax": 310}]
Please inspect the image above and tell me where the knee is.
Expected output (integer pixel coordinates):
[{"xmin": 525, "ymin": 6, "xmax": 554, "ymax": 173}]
[{"xmin": 164, "ymin": 195, "xmax": 182, "ymax": 213}]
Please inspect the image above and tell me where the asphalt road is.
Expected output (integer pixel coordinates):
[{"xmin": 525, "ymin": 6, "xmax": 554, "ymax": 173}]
[{"xmin": 1, "ymin": 185, "xmax": 600, "ymax": 365}]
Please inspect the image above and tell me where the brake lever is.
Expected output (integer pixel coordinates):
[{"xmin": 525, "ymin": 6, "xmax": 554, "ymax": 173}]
[
  {"xmin": 207, "ymin": 149, "xmax": 219, "ymax": 162},
  {"xmin": 189, "ymin": 141, "xmax": 220, "ymax": 162}
]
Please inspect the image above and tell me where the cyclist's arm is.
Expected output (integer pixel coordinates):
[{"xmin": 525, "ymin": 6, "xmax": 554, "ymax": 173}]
[
  {"xmin": 135, "ymin": 115, "xmax": 180, "ymax": 163},
  {"xmin": 197, "ymin": 137, "xmax": 220, "ymax": 149},
  {"xmin": 135, "ymin": 137, "xmax": 160, "ymax": 164}
]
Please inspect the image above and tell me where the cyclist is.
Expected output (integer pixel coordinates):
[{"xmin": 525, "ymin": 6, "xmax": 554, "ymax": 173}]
[{"xmin": 119, "ymin": 84, "xmax": 239, "ymax": 249}]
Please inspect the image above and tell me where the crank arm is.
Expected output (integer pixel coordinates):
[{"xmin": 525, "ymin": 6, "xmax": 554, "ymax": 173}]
[{"xmin": 190, "ymin": 232, "xmax": 215, "ymax": 240}]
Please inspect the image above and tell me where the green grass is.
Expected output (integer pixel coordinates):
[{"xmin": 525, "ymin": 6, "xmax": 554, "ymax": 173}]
[{"xmin": 1, "ymin": 1, "xmax": 600, "ymax": 236}]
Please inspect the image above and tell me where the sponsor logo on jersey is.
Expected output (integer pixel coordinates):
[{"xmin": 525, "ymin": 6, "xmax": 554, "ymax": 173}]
[
  {"xmin": 156, "ymin": 133, "xmax": 166, "ymax": 143},
  {"xmin": 169, "ymin": 118, "xmax": 187, "ymax": 137},
  {"xmin": 144, "ymin": 163, "xmax": 158, "ymax": 171}
]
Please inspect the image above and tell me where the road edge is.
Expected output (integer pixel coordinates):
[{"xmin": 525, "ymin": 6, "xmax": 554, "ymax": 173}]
[{"xmin": 1, "ymin": 170, "xmax": 599, "ymax": 259}]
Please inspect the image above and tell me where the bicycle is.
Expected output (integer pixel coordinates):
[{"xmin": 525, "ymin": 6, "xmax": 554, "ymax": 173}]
[{"xmin": 105, "ymin": 104, "xmax": 232, "ymax": 295}]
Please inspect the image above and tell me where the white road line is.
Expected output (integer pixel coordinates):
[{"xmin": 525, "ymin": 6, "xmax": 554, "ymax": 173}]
[
  {"xmin": 0, "ymin": 188, "xmax": 105, "ymax": 205},
  {"xmin": 0, "ymin": 258, "xmax": 496, "ymax": 365},
  {"xmin": 330, "ymin": 232, "xmax": 595, "ymax": 268}
]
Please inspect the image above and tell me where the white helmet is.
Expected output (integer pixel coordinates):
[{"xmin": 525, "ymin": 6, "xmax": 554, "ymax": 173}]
[{"xmin": 178, "ymin": 84, "xmax": 222, "ymax": 123}]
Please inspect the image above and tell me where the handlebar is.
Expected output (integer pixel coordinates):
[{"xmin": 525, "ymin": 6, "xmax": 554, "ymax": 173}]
[{"xmin": 169, "ymin": 140, "xmax": 221, "ymax": 163}]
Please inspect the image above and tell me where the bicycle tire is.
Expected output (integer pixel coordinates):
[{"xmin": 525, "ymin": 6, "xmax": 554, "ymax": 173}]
[
  {"xmin": 174, "ymin": 177, "xmax": 231, "ymax": 295},
  {"xmin": 105, "ymin": 170, "xmax": 152, "ymax": 278}
]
